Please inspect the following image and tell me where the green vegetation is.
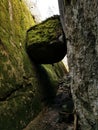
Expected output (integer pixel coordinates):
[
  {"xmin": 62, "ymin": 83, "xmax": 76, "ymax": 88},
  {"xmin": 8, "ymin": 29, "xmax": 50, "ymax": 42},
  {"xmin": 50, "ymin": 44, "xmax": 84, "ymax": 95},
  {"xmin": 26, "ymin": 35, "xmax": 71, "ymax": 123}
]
[
  {"xmin": 26, "ymin": 15, "xmax": 67, "ymax": 64},
  {"xmin": 0, "ymin": 0, "xmax": 35, "ymax": 96},
  {"xmin": 27, "ymin": 15, "xmax": 62, "ymax": 46},
  {"xmin": 0, "ymin": 0, "xmax": 40, "ymax": 129},
  {"xmin": 0, "ymin": 1, "xmax": 66, "ymax": 130}
]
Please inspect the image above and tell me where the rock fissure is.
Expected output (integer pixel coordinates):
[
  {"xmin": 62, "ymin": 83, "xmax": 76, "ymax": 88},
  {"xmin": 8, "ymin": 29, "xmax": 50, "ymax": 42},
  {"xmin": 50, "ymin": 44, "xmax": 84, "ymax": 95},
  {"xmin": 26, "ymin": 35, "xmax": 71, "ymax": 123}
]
[
  {"xmin": 0, "ymin": 1, "xmax": 68, "ymax": 129},
  {"xmin": 23, "ymin": 76, "xmax": 74, "ymax": 130},
  {"xmin": 0, "ymin": 84, "xmax": 27, "ymax": 102}
]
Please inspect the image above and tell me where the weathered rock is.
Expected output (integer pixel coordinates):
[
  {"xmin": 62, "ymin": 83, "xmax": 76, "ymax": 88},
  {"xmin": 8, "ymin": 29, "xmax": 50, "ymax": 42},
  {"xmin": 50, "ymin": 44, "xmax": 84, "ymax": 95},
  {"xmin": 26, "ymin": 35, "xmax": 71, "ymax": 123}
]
[
  {"xmin": 26, "ymin": 15, "xmax": 67, "ymax": 64},
  {"xmin": 58, "ymin": 0, "xmax": 98, "ymax": 129},
  {"xmin": 0, "ymin": 1, "xmax": 66, "ymax": 130}
]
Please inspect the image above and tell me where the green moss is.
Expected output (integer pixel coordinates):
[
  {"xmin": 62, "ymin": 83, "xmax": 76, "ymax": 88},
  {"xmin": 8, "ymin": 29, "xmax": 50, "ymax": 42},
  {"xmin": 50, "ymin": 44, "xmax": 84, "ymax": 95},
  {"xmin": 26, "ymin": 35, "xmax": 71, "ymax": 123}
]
[
  {"xmin": 26, "ymin": 15, "xmax": 66, "ymax": 102},
  {"xmin": 0, "ymin": 0, "xmax": 41, "ymax": 129},
  {"xmin": 0, "ymin": 0, "xmax": 35, "ymax": 98},
  {"xmin": 0, "ymin": 94, "xmax": 43, "ymax": 130},
  {"xmin": 27, "ymin": 15, "xmax": 62, "ymax": 46},
  {"xmin": 35, "ymin": 65, "xmax": 57, "ymax": 103},
  {"xmin": 26, "ymin": 15, "xmax": 67, "ymax": 64},
  {"xmin": 34, "ymin": 63, "xmax": 66, "ymax": 103},
  {"xmin": 0, "ymin": 1, "xmax": 66, "ymax": 130}
]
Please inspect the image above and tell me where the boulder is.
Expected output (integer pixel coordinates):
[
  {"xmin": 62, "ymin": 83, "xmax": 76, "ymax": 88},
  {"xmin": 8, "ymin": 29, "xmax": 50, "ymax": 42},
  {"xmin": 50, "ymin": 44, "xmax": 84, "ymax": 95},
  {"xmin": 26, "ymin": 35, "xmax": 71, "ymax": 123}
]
[{"xmin": 26, "ymin": 15, "xmax": 67, "ymax": 64}]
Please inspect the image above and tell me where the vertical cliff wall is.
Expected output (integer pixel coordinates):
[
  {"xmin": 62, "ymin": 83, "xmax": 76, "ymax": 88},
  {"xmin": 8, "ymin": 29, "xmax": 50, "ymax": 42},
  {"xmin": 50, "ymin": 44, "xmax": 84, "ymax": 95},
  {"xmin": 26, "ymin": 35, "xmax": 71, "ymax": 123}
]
[
  {"xmin": 0, "ymin": 0, "xmax": 35, "ymax": 99},
  {"xmin": 0, "ymin": 1, "xmax": 66, "ymax": 130},
  {"xmin": 0, "ymin": 0, "xmax": 36, "ymax": 129},
  {"xmin": 58, "ymin": 0, "xmax": 98, "ymax": 129}
]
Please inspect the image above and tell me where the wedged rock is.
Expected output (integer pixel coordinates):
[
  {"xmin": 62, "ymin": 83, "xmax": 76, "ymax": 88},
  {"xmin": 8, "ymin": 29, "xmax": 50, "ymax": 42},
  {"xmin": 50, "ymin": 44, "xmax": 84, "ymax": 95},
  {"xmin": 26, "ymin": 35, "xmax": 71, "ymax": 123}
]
[
  {"xmin": 0, "ymin": 1, "xmax": 67, "ymax": 130},
  {"xmin": 26, "ymin": 15, "xmax": 67, "ymax": 64}
]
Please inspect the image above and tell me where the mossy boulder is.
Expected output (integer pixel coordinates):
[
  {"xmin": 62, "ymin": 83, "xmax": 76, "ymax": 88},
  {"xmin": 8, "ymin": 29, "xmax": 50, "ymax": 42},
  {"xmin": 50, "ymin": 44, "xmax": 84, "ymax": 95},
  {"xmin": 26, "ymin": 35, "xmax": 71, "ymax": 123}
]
[
  {"xmin": 0, "ymin": 1, "xmax": 66, "ymax": 130},
  {"xmin": 26, "ymin": 15, "xmax": 67, "ymax": 64}
]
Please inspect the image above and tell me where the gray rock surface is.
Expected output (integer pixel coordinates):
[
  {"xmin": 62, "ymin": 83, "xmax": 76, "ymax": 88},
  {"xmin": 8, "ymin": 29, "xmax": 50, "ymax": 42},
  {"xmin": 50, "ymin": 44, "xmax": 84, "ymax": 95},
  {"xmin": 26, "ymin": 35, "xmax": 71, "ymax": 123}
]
[{"xmin": 58, "ymin": 0, "xmax": 98, "ymax": 129}]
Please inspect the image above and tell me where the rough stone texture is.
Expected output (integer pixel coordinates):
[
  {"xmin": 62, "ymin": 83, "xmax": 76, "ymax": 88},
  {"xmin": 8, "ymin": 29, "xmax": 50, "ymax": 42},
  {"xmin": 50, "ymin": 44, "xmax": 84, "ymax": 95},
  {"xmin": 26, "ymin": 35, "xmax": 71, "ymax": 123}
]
[
  {"xmin": 26, "ymin": 15, "xmax": 67, "ymax": 64},
  {"xmin": 58, "ymin": 0, "xmax": 98, "ymax": 130},
  {"xmin": 0, "ymin": 1, "xmax": 66, "ymax": 130}
]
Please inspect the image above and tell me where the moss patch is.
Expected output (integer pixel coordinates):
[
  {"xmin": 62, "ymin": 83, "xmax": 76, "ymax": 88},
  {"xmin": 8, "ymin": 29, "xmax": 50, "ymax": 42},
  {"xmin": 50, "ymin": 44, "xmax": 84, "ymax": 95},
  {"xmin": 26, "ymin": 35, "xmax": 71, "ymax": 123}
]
[
  {"xmin": 0, "ymin": 0, "xmax": 35, "ymax": 97},
  {"xmin": 0, "ymin": 1, "xmax": 66, "ymax": 130},
  {"xmin": 26, "ymin": 15, "xmax": 67, "ymax": 64},
  {"xmin": 27, "ymin": 15, "xmax": 62, "ymax": 46}
]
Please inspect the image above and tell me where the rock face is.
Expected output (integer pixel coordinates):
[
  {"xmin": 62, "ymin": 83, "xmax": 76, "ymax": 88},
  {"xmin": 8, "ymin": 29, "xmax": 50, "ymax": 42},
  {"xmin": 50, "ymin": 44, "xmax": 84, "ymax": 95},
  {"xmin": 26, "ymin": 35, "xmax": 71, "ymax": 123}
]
[
  {"xmin": 0, "ymin": 1, "xmax": 66, "ymax": 130},
  {"xmin": 58, "ymin": 0, "xmax": 98, "ymax": 130},
  {"xmin": 26, "ymin": 15, "xmax": 67, "ymax": 64}
]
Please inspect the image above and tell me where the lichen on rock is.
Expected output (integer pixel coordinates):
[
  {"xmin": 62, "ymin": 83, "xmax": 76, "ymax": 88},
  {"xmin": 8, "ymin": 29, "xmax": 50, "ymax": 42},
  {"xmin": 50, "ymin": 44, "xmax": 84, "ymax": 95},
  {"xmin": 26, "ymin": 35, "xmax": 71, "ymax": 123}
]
[{"xmin": 58, "ymin": 0, "xmax": 98, "ymax": 129}]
